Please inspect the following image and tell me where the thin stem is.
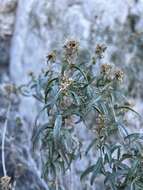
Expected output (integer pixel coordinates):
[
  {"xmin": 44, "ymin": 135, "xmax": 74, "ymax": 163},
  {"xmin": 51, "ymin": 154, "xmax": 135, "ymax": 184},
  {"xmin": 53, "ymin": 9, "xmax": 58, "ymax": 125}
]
[
  {"xmin": 70, "ymin": 165, "xmax": 74, "ymax": 190},
  {"xmin": 12, "ymin": 181, "xmax": 16, "ymax": 190},
  {"xmin": 2, "ymin": 102, "xmax": 11, "ymax": 176},
  {"xmin": 56, "ymin": 175, "xmax": 58, "ymax": 190}
]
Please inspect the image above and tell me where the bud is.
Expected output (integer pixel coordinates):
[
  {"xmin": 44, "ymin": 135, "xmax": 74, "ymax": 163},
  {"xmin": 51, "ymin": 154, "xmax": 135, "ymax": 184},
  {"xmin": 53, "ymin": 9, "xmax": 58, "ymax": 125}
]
[{"xmin": 46, "ymin": 50, "xmax": 56, "ymax": 63}]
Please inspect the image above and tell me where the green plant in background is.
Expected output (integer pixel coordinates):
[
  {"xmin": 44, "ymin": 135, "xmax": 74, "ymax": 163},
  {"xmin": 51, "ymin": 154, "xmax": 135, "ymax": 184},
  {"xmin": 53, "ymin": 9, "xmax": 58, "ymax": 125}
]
[{"xmin": 20, "ymin": 40, "xmax": 142, "ymax": 190}]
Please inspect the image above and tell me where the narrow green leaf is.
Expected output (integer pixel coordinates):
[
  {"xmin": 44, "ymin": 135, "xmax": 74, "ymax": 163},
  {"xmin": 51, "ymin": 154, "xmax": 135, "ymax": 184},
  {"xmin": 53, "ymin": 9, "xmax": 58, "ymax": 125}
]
[
  {"xmin": 71, "ymin": 64, "xmax": 88, "ymax": 82},
  {"xmin": 125, "ymin": 133, "xmax": 143, "ymax": 142},
  {"xmin": 32, "ymin": 123, "xmax": 52, "ymax": 147},
  {"xmin": 80, "ymin": 165, "xmax": 95, "ymax": 181},
  {"xmin": 70, "ymin": 91, "xmax": 81, "ymax": 105},
  {"xmin": 45, "ymin": 77, "xmax": 59, "ymax": 102},
  {"xmin": 115, "ymin": 105, "xmax": 141, "ymax": 118},
  {"xmin": 53, "ymin": 114, "xmax": 62, "ymax": 141},
  {"xmin": 92, "ymin": 104, "xmax": 103, "ymax": 115},
  {"xmin": 85, "ymin": 139, "xmax": 97, "ymax": 155},
  {"xmin": 90, "ymin": 157, "xmax": 102, "ymax": 185}
]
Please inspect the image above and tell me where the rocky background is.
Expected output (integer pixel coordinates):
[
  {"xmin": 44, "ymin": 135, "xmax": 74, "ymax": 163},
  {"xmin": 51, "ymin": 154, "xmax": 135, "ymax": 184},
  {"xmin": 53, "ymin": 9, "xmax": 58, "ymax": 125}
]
[{"xmin": 0, "ymin": 0, "xmax": 143, "ymax": 189}]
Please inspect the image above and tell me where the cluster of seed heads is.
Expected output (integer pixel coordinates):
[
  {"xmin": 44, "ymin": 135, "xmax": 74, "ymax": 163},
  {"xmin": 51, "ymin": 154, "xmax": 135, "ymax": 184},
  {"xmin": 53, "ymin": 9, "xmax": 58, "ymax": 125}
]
[
  {"xmin": 100, "ymin": 63, "xmax": 124, "ymax": 81},
  {"xmin": 101, "ymin": 64, "xmax": 112, "ymax": 74}
]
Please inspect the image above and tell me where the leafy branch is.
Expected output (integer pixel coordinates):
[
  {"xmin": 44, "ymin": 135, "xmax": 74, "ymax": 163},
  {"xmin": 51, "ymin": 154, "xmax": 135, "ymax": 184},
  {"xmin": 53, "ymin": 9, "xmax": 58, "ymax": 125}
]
[{"xmin": 19, "ymin": 40, "xmax": 141, "ymax": 190}]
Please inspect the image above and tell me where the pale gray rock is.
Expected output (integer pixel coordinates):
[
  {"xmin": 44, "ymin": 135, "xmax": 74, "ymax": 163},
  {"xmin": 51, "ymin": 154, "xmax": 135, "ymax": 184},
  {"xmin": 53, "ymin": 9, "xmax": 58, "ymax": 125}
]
[
  {"xmin": 0, "ymin": 0, "xmax": 143, "ymax": 189},
  {"xmin": 0, "ymin": 0, "xmax": 17, "ymax": 69},
  {"xmin": 0, "ymin": 86, "xmax": 48, "ymax": 190}
]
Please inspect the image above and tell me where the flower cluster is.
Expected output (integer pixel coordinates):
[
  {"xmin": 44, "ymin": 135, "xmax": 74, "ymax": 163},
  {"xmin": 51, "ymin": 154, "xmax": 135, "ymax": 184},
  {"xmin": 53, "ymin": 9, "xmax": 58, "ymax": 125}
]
[
  {"xmin": 19, "ymin": 40, "xmax": 140, "ymax": 190},
  {"xmin": 60, "ymin": 76, "xmax": 73, "ymax": 91},
  {"xmin": 101, "ymin": 63, "xmax": 112, "ymax": 74}
]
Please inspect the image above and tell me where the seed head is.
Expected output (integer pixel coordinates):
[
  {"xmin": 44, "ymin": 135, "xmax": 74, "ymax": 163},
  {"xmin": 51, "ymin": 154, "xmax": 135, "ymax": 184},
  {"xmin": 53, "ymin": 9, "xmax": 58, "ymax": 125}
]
[
  {"xmin": 64, "ymin": 40, "xmax": 79, "ymax": 58},
  {"xmin": 114, "ymin": 69, "xmax": 124, "ymax": 81},
  {"xmin": 46, "ymin": 50, "xmax": 56, "ymax": 63},
  {"xmin": 101, "ymin": 64, "xmax": 112, "ymax": 74}
]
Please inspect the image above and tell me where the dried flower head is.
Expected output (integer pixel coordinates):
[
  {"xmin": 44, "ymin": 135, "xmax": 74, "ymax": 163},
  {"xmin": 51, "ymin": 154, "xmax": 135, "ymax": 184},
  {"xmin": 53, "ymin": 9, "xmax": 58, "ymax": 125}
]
[
  {"xmin": 46, "ymin": 50, "xmax": 56, "ymax": 63},
  {"xmin": 124, "ymin": 100, "xmax": 133, "ymax": 107},
  {"xmin": 95, "ymin": 44, "xmax": 107, "ymax": 58},
  {"xmin": 4, "ymin": 84, "xmax": 17, "ymax": 95},
  {"xmin": 101, "ymin": 64, "xmax": 112, "ymax": 74},
  {"xmin": 114, "ymin": 69, "xmax": 124, "ymax": 81},
  {"xmin": 64, "ymin": 40, "xmax": 79, "ymax": 58},
  {"xmin": 0, "ymin": 176, "xmax": 11, "ymax": 190}
]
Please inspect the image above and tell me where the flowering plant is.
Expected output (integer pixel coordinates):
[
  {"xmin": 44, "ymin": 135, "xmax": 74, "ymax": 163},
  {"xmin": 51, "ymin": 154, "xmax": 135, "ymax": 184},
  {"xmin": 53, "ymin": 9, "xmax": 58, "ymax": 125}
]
[{"xmin": 20, "ymin": 40, "xmax": 141, "ymax": 190}]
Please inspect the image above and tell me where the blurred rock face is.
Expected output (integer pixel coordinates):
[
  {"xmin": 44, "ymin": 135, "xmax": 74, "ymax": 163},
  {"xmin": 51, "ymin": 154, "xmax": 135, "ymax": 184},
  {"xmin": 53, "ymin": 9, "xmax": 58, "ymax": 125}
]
[
  {"xmin": 0, "ymin": 37, "xmax": 10, "ymax": 67},
  {"xmin": 0, "ymin": 0, "xmax": 17, "ymax": 71},
  {"xmin": 0, "ymin": 0, "xmax": 143, "ymax": 190},
  {"xmin": 0, "ymin": 88, "xmax": 48, "ymax": 190}
]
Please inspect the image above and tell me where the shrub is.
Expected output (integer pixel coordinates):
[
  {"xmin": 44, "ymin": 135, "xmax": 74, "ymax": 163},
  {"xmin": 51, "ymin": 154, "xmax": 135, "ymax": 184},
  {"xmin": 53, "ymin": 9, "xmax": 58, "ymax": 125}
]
[{"xmin": 20, "ymin": 40, "xmax": 142, "ymax": 190}]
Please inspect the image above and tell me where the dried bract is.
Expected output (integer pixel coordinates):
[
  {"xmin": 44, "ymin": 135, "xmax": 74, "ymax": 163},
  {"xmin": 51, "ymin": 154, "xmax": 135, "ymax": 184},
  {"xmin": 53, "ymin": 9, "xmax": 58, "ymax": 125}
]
[
  {"xmin": 64, "ymin": 40, "xmax": 79, "ymax": 61},
  {"xmin": 101, "ymin": 64, "xmax": 112, "ymax": 74}
]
